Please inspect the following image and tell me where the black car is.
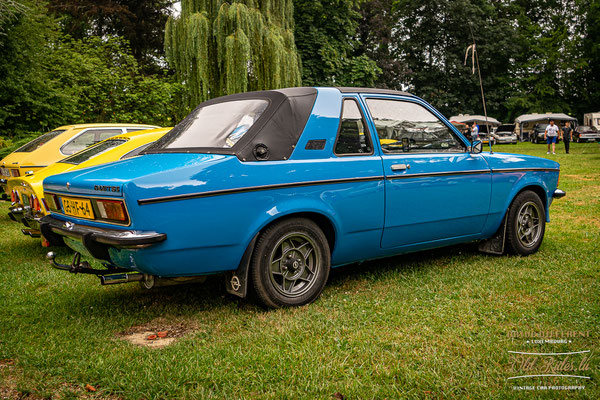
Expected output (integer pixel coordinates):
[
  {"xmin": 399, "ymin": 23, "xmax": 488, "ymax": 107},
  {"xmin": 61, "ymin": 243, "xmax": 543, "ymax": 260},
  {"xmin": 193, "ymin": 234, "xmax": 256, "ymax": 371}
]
[{"xmin": 530, "ymin": 123, "xmax": 561, "ymax": 144}]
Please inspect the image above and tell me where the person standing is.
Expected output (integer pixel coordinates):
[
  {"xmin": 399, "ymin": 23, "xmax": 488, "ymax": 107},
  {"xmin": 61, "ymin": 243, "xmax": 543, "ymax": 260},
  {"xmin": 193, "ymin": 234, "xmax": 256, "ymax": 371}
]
[
  {"xmin": 471, "ymin": 122, "xmax": 479, "ymax": 142},
  {"xmin": 561, "ymin": 121, "xmax": 573, "ymax": 154},
  {"xmin": 544, "ymin": 119, "xmax": 559, "ymax": 154}
]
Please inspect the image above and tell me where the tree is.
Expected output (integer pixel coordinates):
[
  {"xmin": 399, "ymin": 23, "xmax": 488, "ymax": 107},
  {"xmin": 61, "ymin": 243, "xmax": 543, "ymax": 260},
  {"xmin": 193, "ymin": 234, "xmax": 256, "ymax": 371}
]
[
  {"xmin": 294, "ymin": 0, "xmax": 380, "ymax": 87},
  {"xmin": 0, "ymin": 1, "xmax": 180, "ymax": 136},
  {"xmin": 356, "ymin": 0, "xmax": 403, "ymax": 89},
  {"xmin": 164, "ymin": 0, "xmax": 302, "ymax": 110},
  {"xmin": 0, "ymin": 0, "xmax": 60, "ymax": 135},
  {"xmin": 48, "ymin": 0, "xmax": 175, "ymax": 74},
  {"xmin": 389, "ymin": 0, "xmax": 524, "ymax": 121}
]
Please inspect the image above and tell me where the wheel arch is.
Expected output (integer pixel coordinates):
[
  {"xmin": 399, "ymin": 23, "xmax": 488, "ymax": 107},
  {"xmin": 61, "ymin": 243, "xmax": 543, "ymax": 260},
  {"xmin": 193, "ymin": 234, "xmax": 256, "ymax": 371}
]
[
  {"xmin": 225, "ymin": 209, "xmax": 338, "ymax": 299},
  {"xmin": 508, "ymin": 183, "xmax": 549, "ymax": 221},
  {"xmin": 256, "ymin": 211, "xmax": 336, "ymax": 254}
]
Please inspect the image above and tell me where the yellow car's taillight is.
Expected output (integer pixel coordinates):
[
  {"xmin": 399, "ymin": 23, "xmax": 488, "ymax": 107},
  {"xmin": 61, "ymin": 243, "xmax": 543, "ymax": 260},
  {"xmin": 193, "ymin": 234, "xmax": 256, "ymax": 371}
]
[
  {"xmin": 44, "ymin": 193, "xmax": 60, "ymax": 212},
  {"xmin": 96, "ymin": 199, "xmax": 128, "ymax": 222},
  {"xmin": 32, "ymin": 195, "xmax": 41, "ymax": 212}
]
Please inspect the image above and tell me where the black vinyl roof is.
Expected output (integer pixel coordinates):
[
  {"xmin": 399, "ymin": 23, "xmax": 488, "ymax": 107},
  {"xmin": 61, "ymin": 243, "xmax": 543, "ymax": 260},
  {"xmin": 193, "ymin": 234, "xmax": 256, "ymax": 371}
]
[{"xmin": 145, "ymin": 87, "xmax": 317, "ymax": 162}]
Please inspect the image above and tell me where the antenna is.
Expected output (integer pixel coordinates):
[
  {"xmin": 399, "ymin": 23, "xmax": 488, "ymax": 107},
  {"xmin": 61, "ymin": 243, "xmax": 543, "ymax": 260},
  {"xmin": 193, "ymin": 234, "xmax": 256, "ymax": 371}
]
[{"xmin": 466, "ymin": 24, "xmax": 493, "ymax": 153}]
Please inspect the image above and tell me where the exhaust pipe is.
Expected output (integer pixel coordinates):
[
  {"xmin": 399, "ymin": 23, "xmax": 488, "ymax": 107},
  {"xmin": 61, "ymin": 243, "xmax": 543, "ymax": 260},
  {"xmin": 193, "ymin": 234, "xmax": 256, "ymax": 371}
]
[
  {"xmin": 21, "ymin": 228, "xmax": 41, "ymax": 238},
  {"xmin": 100, "ymin": 272, "xmax": 144, "ymax": 285}
]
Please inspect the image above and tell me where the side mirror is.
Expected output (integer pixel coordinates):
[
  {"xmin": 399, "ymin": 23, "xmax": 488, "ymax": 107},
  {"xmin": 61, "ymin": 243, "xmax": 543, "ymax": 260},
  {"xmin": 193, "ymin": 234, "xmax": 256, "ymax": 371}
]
[{"xmin": 470, "ymin": 140, "xmax": 483, "ymax": 154}]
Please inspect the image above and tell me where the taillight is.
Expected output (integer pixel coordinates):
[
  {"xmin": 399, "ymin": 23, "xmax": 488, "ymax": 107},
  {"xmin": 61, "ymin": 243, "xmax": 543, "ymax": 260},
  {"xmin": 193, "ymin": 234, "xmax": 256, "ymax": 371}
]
[
  {"xmin": 96, "ymin": 199, "xmax": 128, "ymax": 222},
  {"xmin": 44, "ymin": 193, "xmax": 60, "ymax": 212},
  {"xmin": 10, "ymin": 169, "xmax": 20, "ymax": 177},
  {"xmin": 32, "ymin": 195, "xmax": 41, "ymax": 212},
  {"xmin": 10, "ymin": 190, "xmax": 16, "ymax": 203}
]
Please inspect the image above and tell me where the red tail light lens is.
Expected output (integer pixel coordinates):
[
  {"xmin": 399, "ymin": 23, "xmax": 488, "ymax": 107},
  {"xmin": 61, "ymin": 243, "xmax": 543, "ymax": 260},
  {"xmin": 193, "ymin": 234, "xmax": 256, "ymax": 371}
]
[
  {"xmin": 10, "ymin": 190, "xmax": 16, "ymax": 203},
  {"xmin": 32, "ymin": 195, "xmax": 41, "ymax": 212},
  {"xmin": 96, "ymin": 199, "xmax": 128, "ymax": 222}
]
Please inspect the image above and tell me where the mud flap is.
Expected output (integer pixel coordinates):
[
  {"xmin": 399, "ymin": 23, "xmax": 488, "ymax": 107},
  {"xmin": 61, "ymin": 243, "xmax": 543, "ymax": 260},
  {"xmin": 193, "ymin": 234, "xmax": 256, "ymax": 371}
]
[
  {"xmin": 478, "ymin": 212, "xmax": 508, "ymax": 255},
  {"xmin": 225, "ymin": 233, "xmax": 259, "ymax": 298}
]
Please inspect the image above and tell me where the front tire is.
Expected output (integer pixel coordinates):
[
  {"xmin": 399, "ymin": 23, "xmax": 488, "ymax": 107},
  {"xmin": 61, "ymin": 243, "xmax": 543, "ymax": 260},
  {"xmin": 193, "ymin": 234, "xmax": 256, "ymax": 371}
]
[
  {"xmin": 251, "ymin": 218, "xmax": 330, "ymax": 308},
  {"xmin": 505, "ymin": 191, "xmax": 545, "ymax": 255}
]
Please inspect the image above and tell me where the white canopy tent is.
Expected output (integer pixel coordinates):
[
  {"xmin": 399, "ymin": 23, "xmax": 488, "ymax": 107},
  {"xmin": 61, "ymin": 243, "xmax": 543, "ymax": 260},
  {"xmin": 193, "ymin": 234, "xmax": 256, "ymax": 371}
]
[
  {"xmin": 514, "ymin": 113, "xmax": 577, "ymax": 141},
  {"xmin": 514, "ymin": 113, "xmax": 576, "ymax": 124},
  {"xmin": 449, "ymin": 115, "xmax": 501, "ymax": 126}
]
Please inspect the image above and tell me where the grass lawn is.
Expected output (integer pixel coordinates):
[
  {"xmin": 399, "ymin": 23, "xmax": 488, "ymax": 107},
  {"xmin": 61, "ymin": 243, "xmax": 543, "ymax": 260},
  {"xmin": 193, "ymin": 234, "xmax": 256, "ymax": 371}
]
[{"xmin": 0, "ymin": 141, "xmax": 598, "ymax": 399}]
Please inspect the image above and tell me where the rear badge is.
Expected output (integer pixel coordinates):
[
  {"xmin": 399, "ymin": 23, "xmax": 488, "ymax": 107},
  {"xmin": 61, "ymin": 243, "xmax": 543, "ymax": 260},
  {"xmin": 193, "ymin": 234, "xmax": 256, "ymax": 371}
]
[
  {"xmin": 94, "ymin": 185, "xmax": 120, "ymax": 193},
  {"xmin": 66, "ymin": 182, "xmax": 71, "ymax": 191}
]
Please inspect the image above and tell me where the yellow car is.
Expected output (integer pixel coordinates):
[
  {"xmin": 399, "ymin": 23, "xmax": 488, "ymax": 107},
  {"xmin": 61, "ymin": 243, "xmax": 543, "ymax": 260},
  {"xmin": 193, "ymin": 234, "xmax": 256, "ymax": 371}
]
[
  {"xmin": 7, "ymin": 127, "xmax": 170, "ymax": 242},
  {"xmin": 0, "ymin": 123, "xmax": 159, "ymax": 198}
]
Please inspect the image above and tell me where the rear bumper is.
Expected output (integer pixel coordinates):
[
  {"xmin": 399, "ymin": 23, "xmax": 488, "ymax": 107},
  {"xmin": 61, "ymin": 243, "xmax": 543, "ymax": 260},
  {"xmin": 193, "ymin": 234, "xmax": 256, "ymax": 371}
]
[{"xmin": 39, "ymin": 215, "xmax": 166, "ymax": 260}]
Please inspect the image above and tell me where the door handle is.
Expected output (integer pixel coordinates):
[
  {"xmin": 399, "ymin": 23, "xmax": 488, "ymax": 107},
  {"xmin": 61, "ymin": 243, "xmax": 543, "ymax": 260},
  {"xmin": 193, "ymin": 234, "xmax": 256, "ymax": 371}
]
[{"xmin": 391, "ymin": 163, "xmax": 410, "ymax": 171}]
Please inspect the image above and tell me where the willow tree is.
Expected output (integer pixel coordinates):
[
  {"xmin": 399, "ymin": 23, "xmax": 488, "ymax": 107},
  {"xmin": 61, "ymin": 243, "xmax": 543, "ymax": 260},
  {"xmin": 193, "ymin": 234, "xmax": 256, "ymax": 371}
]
[{"xmin": 165, "ymin": 0, "xmax": 302, "ymax": 108}]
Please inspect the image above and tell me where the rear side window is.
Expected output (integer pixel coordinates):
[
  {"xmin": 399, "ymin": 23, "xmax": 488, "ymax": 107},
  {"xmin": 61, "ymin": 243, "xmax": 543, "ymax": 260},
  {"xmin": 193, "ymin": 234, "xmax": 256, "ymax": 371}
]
[
  {"xmin": 60, "ymin": 139, "xmax": 127, "ymax": 165},
  {"xmin": 15, "ymin": 130, "xmax": 66, "ymax": 152},
  {"xmin": 120, "ymin": 142, "xmax": 154, "ymax": 159},
  {"xmin": 157, "ymin": 99, "xmax": 268, "ymax": 149},
  {"xmin": 61, "ymin": 129, "xmax": 123, "ymax": 155},
  {"xmin": 334, "ymin": 99, "xmax": 373, "ymax": 155},
  {"xmin": 366, "ymin": 99, "xmax": 465, "ymax": 153}
]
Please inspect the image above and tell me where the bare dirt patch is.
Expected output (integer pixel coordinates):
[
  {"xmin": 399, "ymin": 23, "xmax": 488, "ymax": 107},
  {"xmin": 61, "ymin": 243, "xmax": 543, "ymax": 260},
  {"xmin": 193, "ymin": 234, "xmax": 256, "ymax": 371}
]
[{"xmin": 117, "ymin": 318, "xmax": 196, "ymax": 348}]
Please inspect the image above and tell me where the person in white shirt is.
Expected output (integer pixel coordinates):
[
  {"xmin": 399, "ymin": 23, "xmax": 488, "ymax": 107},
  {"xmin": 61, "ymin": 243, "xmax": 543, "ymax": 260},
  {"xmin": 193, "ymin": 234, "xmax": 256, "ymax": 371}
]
[
  {"xmin": 471, "ymin": 122, "xmax": 479, "ymax": 142},
  {"xmin": 544, "ymin": 119, "xmax": 559, "ymax": 154}
]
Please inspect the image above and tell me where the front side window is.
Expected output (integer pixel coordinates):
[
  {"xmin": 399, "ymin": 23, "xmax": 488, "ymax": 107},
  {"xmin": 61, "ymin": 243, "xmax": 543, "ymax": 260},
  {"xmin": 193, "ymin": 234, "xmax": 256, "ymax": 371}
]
[
  {"xmin": 366, "ymin": 99, "xmax": 465, "ymax": 153},
  {"xmin": 15, "ymin": 130, "xmax": 66, "ymax": 152},
  {"xmin": 61, "ymin": 129, "xmax": 124, "ymax": 155},
  {"xmin": 156, "ymin": 99, "xmax": 268, "ymax": 149},
  {"xmin": 335, "ymin": 99, "xmax": 373, "ymax": 155},
  {"xmin": 60, "ymin": 139, "xmax": 127, "ymax": 165}
]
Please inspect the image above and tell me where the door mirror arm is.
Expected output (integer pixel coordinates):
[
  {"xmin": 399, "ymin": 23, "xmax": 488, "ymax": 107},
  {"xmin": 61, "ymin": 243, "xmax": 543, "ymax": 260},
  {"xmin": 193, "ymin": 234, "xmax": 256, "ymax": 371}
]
[{"xmin": 470, "ymin": 140, "xmax": 483, "ymax": 154}]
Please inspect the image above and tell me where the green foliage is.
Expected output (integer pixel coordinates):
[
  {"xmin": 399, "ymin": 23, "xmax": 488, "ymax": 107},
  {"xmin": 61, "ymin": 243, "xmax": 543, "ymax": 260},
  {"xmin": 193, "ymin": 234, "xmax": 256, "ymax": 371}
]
[
  {"xmin": 166, "ymin": 0, "xmax": 302, "ymax": 108},
  {"xmin": 47, "ymin": 0, "xmax": 175, "ymax": 74},
  {"xmin": 0, "ymin": 0, "xmax": 60, "ymax": 136},
  {"xmin": 356, "ymin": 0, "xmax": 598, "ymax": 122},
  {"xmin": 388, "ymin": 0, "xmax": 524, "ymax": 120},
  {"xmin": 48, "ymin": 36, "xmax": 183, "ymax": 126},
  {"xmin": 0, "ymin": 1, "xmax": 181, "ymax": 137},
  {"xmin": 293, "ymin": 0, "xmax": 381, "ymax": 87}
]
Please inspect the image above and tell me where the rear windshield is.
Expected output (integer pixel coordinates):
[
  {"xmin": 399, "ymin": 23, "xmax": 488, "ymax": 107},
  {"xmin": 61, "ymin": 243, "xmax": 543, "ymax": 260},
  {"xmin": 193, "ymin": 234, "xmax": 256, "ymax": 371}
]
[
  {"xmin": 60, "ymin": 139, "xmax": 127, "ymax": 165},
  {"xmin": 153, "ymin": 99, "xmax": 268, "ymax": 149},
  {"xmin": 15, "ymin": 130, "xmax": 66, "ymax": 152},
  {"xmin": 61, "ymin": 128, "xmax": 124, "ymax": 155}
]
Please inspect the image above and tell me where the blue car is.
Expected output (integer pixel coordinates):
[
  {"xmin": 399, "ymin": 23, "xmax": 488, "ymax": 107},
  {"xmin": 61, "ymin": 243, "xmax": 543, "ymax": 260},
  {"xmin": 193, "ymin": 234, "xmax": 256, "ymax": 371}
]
[{"xmin": 40, "ymin": 87, "xmax": 565, "ymax": 308}]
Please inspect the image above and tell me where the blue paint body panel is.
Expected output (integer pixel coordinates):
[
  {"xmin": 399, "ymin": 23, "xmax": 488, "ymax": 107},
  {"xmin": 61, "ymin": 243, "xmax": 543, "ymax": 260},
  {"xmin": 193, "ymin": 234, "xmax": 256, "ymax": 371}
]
[{"xmin": 43, "ymin": 87, "xmax": 561, "ymax": 277}]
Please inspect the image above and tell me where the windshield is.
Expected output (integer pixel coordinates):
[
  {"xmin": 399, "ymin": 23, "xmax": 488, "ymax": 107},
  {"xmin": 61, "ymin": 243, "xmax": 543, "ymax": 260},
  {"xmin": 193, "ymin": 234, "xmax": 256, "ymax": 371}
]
[
  {"xmin": 60, "ymin": 139, "xmax": 127, "ymax": 165},
  {"xmin": 15, "ymin": 130, "xmax": 66, "ymax": 152},
  {"xmin": 153, "ymin": 99, "xmax": 269, "ymax": 150},
  {"xmin": 497, "ymin": 125, "xmax": 514, "ymax": 132}
]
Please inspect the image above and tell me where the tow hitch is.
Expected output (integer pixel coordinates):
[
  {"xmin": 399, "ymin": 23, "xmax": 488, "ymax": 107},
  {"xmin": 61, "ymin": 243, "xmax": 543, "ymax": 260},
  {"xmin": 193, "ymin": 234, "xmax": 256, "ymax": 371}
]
[{"xmin": 46, "ymin": 251, "xmax": 144, "ymax": 285}]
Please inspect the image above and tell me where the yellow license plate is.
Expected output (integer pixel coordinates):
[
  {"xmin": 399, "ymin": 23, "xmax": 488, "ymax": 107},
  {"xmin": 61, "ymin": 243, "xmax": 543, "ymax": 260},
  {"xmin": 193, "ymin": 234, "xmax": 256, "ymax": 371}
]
[{"xmin": 61, "ymin": 197, "xmax": 95, "ymax": 219}]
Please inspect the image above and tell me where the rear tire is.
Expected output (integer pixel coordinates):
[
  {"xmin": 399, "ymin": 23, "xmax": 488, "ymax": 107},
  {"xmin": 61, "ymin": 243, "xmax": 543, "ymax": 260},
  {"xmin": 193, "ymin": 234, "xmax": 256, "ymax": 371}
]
[
  {"xmin": 505, "ymin": 191, "xmax": 545, "ymax": 255},
  {"xmin": 251, "ymin": 218, "xmax": 330, "ymax": 308}
]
